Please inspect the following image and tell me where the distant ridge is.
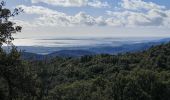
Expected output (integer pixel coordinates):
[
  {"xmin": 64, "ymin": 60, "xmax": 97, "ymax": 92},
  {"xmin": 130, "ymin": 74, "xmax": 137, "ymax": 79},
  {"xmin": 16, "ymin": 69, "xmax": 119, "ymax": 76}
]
[
  {"xmin": 20, "ymin": 38, "xmax": 170, "ymax": 60},
  {"xmin": 48, "ymin": 50, "xmax": 95, "ymax": 57},
  {"xmin": 21, "ymin": 50, "xmax": 95, "ymax": 60}
]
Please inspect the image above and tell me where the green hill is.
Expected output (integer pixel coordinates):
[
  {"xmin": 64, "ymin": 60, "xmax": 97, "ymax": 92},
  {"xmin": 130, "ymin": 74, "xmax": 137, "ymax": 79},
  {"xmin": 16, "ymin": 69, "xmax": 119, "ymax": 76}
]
[{"xmin": 1, "ymin": 42, "xmax": 170, "ymax": 100}]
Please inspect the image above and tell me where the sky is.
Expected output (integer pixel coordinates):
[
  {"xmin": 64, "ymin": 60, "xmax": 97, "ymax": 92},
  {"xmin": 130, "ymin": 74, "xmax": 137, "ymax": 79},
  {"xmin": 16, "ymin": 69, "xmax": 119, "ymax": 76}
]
[{"xmin": 2, "ymin": 0, "xmax": 170, "ymax": 46}]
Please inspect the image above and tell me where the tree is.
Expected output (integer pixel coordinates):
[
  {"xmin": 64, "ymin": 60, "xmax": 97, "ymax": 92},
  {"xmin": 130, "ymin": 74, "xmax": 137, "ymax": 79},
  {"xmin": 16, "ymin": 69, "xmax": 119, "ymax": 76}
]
[
  {"xmin": 0, "ymin": 1, "xmax": 22, "ymax": 46},
  {"xmin": 0, "ymin": 1, "xmax": 32, "ymax": 100}
]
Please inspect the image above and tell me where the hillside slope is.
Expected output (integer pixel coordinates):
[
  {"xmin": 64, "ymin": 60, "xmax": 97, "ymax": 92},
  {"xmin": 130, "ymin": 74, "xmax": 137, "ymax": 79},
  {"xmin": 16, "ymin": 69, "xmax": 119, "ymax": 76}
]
[
  {"xmin": 24, "ymin": 42, "xmax": 170, "ymax": 100},
  {"xmin": 1, "ymin": 42, "xmax": 170, "ymax": 99}
]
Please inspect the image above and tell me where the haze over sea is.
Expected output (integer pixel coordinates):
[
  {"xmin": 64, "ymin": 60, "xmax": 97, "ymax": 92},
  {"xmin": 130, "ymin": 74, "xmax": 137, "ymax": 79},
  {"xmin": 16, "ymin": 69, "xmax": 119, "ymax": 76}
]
[{"xmin": 13, "ymin": 37, "xmax": 163, "ymax": 47}]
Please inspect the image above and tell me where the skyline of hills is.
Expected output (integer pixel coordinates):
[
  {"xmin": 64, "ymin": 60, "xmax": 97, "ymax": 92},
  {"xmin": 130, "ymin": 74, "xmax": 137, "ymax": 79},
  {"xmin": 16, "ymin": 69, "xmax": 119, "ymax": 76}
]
[{"xmin": 17, "ymin": 37, "xmax": 170, "ymax": 60}]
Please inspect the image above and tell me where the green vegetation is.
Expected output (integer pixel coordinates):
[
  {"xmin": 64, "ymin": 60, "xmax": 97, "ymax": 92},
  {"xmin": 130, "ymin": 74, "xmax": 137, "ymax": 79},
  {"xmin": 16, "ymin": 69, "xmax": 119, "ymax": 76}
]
[
  {"xmin": 0, "ymin": 1, "xmax": 170, "ymax": 100},
  {"xmin": 1, "ymin": 42, "xmax": 170, "ymax": 100}
]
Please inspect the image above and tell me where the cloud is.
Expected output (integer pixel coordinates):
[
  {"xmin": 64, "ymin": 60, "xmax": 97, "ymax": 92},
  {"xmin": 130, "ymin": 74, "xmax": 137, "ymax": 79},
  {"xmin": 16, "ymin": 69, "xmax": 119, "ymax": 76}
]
[
  {"xmin": 106, "ymin": 10, "xmax": 169, "ymax": 27},
  {"xmin": 19, "ymin": 5, "xmax": 59, "ymax": 15},
  {"xmin": 106, "ymin": 0, "xmax": 170, "ymax": 27},
  {"xmin": 31, "ymin": 0, "xmax": 110, "ymax": 8},
  {"xmin": 120, "ymin": 0, "xmax": 165, "ymax": 11},
  {"xmin": 17, "ymin": 5, "xmax": 107, "ymax": 27},
  {"xmin": 17, "ymin": 0, "xmax": 170, "ymax": 28}
]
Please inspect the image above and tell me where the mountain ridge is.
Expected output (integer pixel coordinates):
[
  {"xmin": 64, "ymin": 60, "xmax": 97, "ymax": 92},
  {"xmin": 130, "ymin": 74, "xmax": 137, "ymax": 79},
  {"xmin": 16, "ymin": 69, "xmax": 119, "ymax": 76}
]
[{"xmin": 20, "ymin": 38, "xmax": 170, "ymax": 60}]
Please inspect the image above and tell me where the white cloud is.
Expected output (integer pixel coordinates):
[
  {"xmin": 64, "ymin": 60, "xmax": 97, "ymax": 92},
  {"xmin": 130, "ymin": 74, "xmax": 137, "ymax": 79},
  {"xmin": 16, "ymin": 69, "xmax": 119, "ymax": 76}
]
[
  {"xmin": 16, "ymin": 0, "xmax": 170, "ymax": 28},
  {"xmin": 106, "ymin": 10, "xmax": 168, "ymax": 27},
  {"xmin": 120, "ymin": 0, "xmax": 165, "ymax": 10},
  {"xmin": 17, "ymin": 5, "xmax": 107, "ymax": 27},
  {"xmin": 106, "ymin": 0, "xmax": 170, "ymax": 27},
  {"xmin": 20, "ymin": 5, "xmax": 58, "ymax": 15},
  {"xmin": 31, "ymin": 0, "xmax": 110, "ymax": 8}
]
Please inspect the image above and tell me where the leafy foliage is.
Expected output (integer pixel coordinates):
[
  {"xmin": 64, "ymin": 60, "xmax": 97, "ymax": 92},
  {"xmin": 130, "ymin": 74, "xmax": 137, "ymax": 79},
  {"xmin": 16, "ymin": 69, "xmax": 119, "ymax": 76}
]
[
  {"xmin": 0, "ymin": 1, "xmax": 22, "ymax": 45},
  {"xmin": 0, "ymin": 1, "xmax": 170, "ymax": 100},
  {"xmin": 2, "ymin": 42, "xmax": 168, "ymax": 100},
  {"xmin": 0, "ymin": 1, "xmax": 35, "ymax": 100}
]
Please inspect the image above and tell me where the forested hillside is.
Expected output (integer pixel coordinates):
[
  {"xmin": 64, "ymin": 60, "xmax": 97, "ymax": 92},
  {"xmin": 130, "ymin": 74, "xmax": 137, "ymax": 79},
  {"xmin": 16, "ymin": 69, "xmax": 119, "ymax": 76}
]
[
  {"xmin": 0, "ymin": 1, "xmax": 170, "ymax": 100},
  {"xmin": 1, "ymin": 42, "xmax": 170, "ymax": 100}
]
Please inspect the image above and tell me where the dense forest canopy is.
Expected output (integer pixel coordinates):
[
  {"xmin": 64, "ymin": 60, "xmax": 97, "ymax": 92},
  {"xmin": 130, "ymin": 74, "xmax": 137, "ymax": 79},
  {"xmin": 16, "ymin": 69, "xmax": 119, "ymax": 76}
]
[
  {"xmin": 1, "ymin": 38, "xmax": 170, "ymax": 99},
  {"xmin": 0, "ymin": 1, "xmax": 170, "ymax": 100}
]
